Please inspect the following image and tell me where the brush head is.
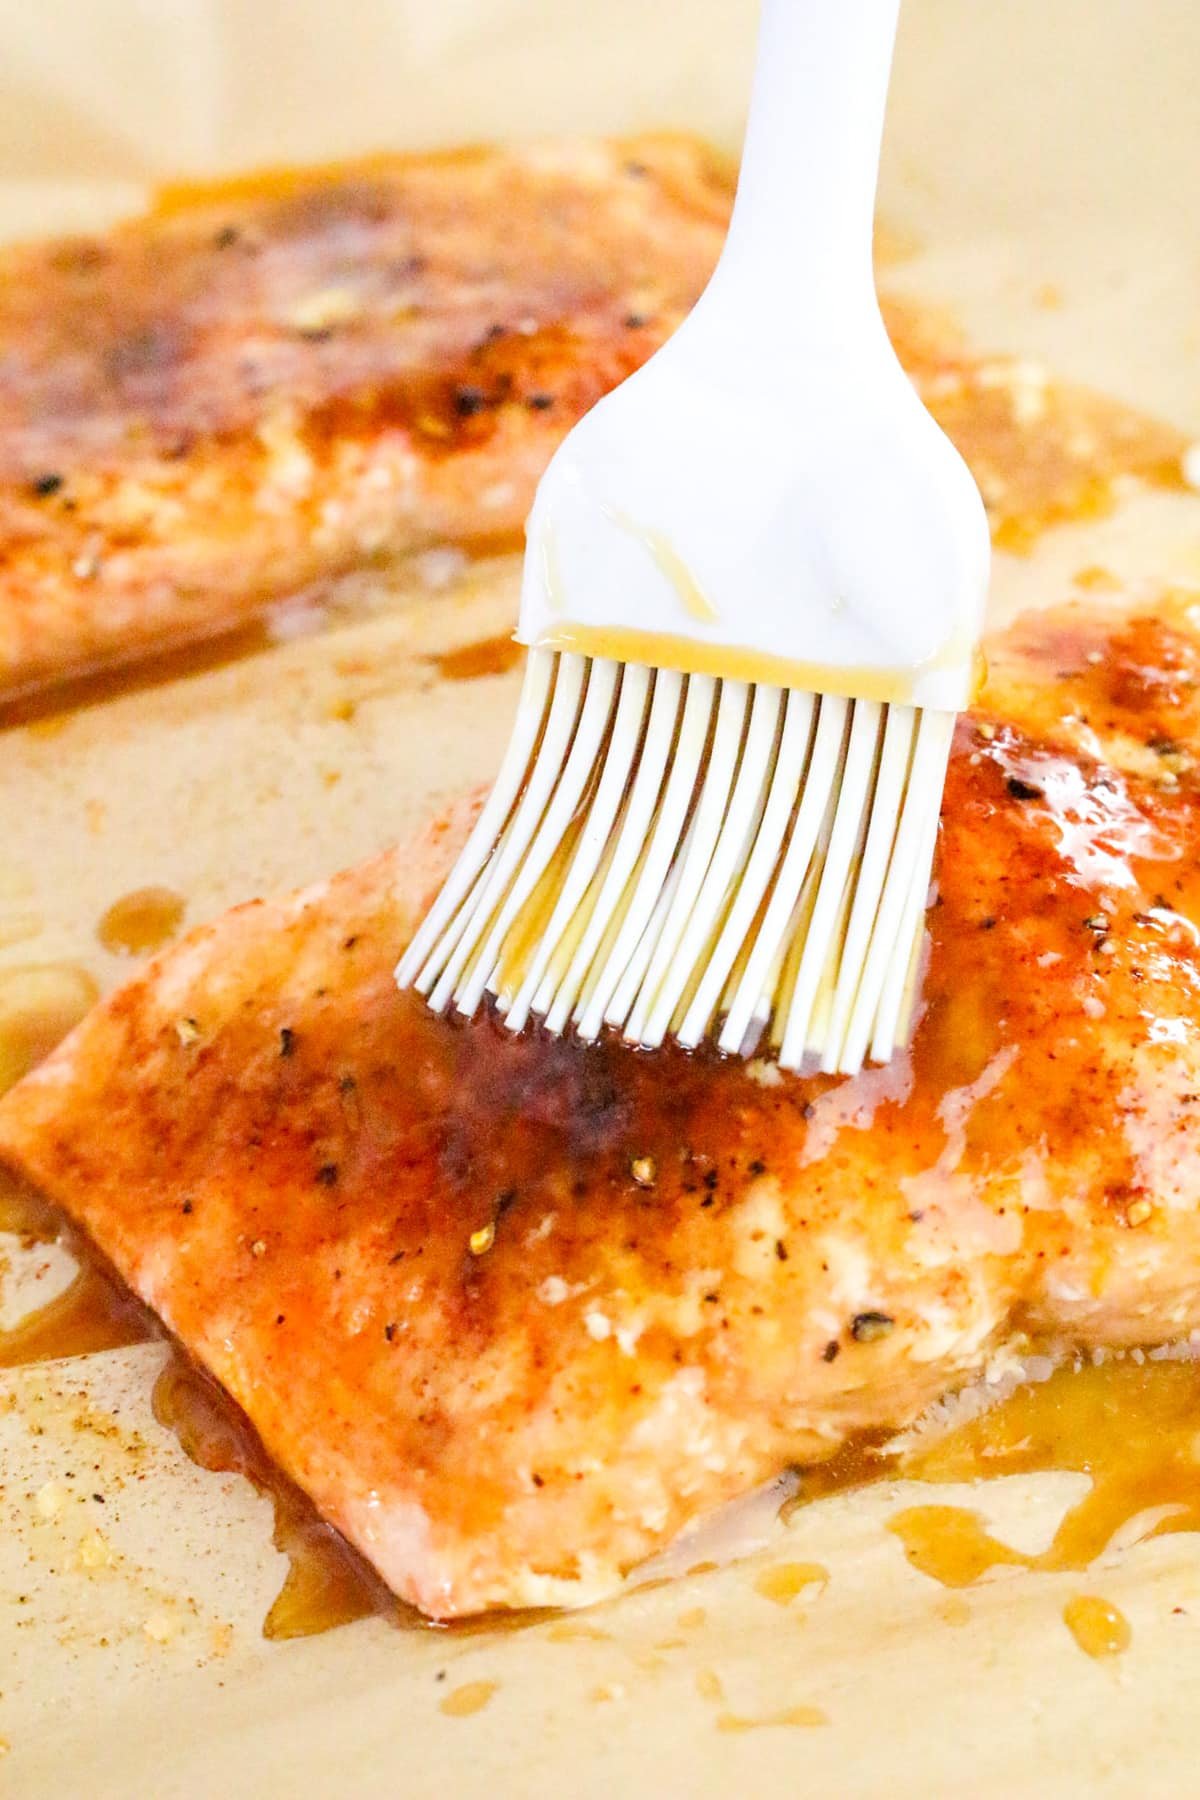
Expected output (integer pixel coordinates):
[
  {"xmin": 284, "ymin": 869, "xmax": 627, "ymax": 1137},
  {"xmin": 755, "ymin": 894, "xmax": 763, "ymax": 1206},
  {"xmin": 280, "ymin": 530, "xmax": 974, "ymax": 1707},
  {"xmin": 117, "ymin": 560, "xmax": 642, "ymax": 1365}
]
[{"xmin": 396, "ymin": 648, "xmax": 955, "ymax": 1075}]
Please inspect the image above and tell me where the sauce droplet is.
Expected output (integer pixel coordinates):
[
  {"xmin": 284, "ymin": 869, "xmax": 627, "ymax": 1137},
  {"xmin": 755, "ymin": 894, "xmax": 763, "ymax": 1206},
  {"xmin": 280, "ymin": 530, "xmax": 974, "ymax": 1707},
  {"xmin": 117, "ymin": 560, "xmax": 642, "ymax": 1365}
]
[
  {"xmin": 431, "ymin": 636, "xmax": 522, "ymax": 682},
  {"xmin": 1063, "ymin": 1594, "xmax": 1132, "ymax": 1659},
  {"xmin": 753, "ymin": 1561, "xmax": 828, "ymax": 1606},
  {"xmin": 439, "ymin": 1680, "xmax": 498, "ymax": 1718},
  {"xmin": 716, "ymin": 1704, "xmax": 828, "ymax": 1732},
  {"xmin": 695, "ymin": 1668, "xmax": 724, "ymax": 1703},
  {"xmin": 97, "ymin": 886, "xmax": 186, "ymax": 957},
  {"xmin": 937, "ymin": 1595, "xmax": 972, "ymax": 1627},
  {"xmin": 590, "ymin": 1683, "xmax": 624, "ymax": 1704}
]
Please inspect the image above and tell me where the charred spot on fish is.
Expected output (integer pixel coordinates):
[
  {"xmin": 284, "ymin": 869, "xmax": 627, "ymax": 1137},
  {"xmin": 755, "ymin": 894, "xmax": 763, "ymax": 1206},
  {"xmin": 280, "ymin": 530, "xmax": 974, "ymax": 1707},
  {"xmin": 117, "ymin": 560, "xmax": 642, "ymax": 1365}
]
[
  {"xmin": 316, "ymin": 1163, "xmax": 339, "ymax": 1187},
  {"xmin": 453, "ymin": 385, "xmax": 488, "ymax": 418},
  {"xmin": 279, "ymin": 1027, "xmax": 297, "ymax": 1058},
  {"xmin": 775, "ymin": 1240, "xmax": 788, "ymax": 1262},
  {"xmin": 527, "ymin": 392, "xmax": 555, "ymax": 411},
  {"xmin": 1006, "ymin": 776, "xmax": 1044, "ymax": 801},
  {"xmin": 822, "ymin": 1340, "xmax": 841, "ymax": 1362},
  {"xmin": 30, "ymin": 471, "xmax": 64, "ymax": 498}
]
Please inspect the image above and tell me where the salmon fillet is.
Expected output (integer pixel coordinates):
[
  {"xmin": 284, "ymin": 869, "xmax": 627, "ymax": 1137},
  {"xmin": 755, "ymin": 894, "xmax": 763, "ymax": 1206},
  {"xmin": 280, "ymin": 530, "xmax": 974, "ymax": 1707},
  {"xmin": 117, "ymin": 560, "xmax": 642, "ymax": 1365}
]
[
  {"xmin": 0, "ymin": 136, "xmax": 732, "ymax": 699},
  {"xmin": 4, "ymin": 598, "xmax": 1200, "ymax": 1618},
  {"xmin": 0, "ymin": 139, "xmax": 1183, "ymax": 702}
]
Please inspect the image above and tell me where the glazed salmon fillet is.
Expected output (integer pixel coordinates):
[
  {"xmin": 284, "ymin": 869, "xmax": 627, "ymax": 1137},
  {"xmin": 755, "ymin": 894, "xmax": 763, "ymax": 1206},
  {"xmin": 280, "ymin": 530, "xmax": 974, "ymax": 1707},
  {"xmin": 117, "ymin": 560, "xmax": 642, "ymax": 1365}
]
[
  {"xmin": 5, "ymin": 599, "xmax": 1200, "ymax": 1618},
  {"xmin": 0, "ymin": 136, "xmax": 1183, "ymax": 701},
  {"xmin": 0, "ymin": 136, "xmax": 732, "ymax": 699}
]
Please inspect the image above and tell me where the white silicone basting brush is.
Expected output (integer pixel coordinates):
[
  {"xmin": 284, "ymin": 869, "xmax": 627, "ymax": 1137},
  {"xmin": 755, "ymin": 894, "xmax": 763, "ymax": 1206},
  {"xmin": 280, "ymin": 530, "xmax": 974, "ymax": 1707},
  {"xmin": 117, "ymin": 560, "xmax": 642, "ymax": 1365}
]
[{"xmin": 397, "ymin": 0, "xmax": 989, "ymax": 1074}]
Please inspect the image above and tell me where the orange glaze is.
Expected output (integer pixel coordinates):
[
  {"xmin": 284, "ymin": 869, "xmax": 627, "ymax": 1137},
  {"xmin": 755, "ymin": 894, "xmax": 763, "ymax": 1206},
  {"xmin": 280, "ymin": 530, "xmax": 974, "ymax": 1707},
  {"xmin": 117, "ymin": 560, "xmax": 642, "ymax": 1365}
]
[{"xmin": 8, "ymin": 600, "xmax": 1200, "ymax": 1617}]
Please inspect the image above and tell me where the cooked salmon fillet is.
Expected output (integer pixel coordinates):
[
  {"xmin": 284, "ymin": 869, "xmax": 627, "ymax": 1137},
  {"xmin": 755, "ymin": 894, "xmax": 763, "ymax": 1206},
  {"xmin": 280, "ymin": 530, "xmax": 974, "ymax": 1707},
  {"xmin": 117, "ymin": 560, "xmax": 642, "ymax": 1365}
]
[
  {"xmin": 0, "ymin": 136, "xmax": 732, "ymax": 699},
  {"xmin": 0, "ymin": 139, "xmax": 1183, "ymax": 702},
  {"xmin": 4, "ymin": 598, "xmax": 1200, "ymax": 1618}
]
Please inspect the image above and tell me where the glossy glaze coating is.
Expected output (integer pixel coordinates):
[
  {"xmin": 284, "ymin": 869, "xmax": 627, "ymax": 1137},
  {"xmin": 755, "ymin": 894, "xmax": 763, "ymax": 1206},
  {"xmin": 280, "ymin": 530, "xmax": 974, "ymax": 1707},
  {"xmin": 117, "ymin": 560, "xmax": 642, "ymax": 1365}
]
[{"xmin": 5, "ymin": 599, "xmax": 1200, "ymax": 1617}]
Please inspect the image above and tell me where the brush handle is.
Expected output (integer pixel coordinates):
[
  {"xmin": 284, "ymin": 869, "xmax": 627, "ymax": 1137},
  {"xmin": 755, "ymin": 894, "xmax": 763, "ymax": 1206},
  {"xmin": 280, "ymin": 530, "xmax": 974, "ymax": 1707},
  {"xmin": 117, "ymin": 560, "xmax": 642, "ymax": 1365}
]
[{"xmin": 709, "ymin": 0, "xmax": 901, "ymax": 346}]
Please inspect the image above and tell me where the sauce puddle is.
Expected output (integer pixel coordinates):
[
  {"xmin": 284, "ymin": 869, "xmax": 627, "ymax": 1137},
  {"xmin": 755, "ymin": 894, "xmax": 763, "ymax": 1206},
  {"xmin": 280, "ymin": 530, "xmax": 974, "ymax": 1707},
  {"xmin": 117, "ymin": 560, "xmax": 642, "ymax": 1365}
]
[
  {"xmin": 0, "ymin": 1177, "xmax": 401, "ymax": 1640},
  {"xmin": 882, "ymin": 1356, "xmax": 1200, "ymax": 1588},
  {"xmin": 151, "ymin": 1353, "xmax": 396, "ymax": 1639}
]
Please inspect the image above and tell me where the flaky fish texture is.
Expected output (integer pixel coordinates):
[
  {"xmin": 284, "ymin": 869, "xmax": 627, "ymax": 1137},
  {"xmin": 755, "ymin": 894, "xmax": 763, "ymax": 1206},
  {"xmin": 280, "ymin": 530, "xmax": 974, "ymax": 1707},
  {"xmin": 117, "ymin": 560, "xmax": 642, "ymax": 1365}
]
[{"xmin": 5, "ymin": 600, "xmax": 1200, "ymax": 1618}]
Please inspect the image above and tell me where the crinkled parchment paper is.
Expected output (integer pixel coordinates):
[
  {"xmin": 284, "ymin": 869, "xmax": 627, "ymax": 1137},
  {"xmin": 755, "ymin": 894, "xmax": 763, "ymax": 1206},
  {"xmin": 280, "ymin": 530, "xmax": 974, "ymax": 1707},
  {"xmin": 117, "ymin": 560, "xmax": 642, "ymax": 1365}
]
[{"xmin": 1, "ymin": 2, "xmax": 1199, "ymax": 1793}]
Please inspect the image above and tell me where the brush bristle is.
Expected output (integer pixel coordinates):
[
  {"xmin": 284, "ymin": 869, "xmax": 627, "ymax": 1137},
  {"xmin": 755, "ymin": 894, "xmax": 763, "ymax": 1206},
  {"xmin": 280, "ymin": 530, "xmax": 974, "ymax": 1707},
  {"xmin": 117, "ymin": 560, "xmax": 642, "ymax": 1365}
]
[{"xmin": 395, "ymin": 650, "xmax": 955, "ymax": 1074}]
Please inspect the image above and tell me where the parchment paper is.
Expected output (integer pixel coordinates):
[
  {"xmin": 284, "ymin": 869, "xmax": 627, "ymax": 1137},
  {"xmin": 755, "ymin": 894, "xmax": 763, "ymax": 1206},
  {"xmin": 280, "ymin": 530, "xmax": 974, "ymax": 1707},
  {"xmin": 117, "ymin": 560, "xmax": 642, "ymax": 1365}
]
[{"xmin": 2, "ymin": 3, "xmax": 1200, "ymax": 1794}]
